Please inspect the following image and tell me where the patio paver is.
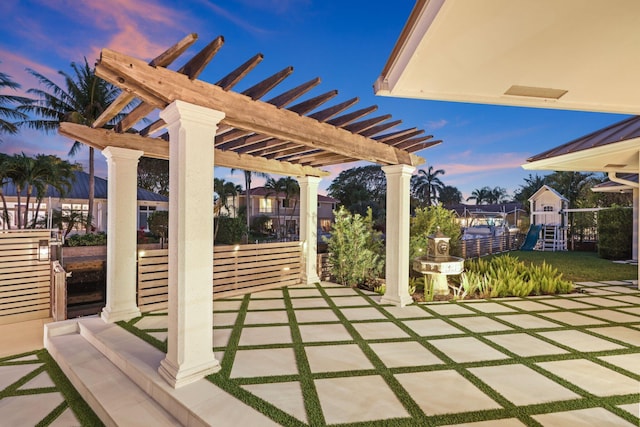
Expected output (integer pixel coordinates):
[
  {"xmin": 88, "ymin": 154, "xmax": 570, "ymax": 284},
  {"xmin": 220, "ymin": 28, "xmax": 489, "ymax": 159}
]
[
  {"xmin": 532, "ymin": 407, "xmax": 637, "ymax": 427},
  {"xmin": 395, "ymin": 370, "xmax": 502, "ymax": 415},
  {"xmin": 2, "ymin": 279, "xmax": 639, "ymax": 426},
  {"xmin": 537, "ymin": 359, "xmax": 640, "ymax": 397}
]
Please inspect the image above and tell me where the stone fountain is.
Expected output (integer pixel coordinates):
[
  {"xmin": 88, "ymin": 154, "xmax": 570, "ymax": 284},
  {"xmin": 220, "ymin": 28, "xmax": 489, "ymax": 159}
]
[{"xmin": 412, "ymin": 228, "xmax": 464, "ymax": 295}]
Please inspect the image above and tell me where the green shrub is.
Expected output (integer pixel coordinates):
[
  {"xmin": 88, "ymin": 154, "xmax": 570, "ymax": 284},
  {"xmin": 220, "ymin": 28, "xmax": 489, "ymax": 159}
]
[
  {"xmin": 463, "ymin": 254, "xmax": 574, "ymax": 297},
  {"xmin": 65, "ymin": 232, "xmax": 107, "ymax": 247},
  {"xmin": 327, "ymin": 206, "xmax": 384, "ymax": 287},
  {"xmin": 410, "ymin": 205, "xmax": 462, "ymax": 259},
  {"xmin": 215, "ymin": 216, "xmax": 247, "ymax": 245},
  {"xmin": 598, "ymin": 206, "xmax": 632, "ymax": 260}
]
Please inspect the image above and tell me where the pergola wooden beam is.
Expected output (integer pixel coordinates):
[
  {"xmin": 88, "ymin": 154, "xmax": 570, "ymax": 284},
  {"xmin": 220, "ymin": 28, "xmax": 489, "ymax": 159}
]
[
  {"xmin": 216, "ymin": 53, "xmax": 263, "ymax": 90},
  {"xmin": 92, "ymin": 33, "xmax": 198, "ymax": 129},
  {"xmin": 59, "ymin": 122, "xmax": 329, "ymax": 177},
  {"xmin": 309, "ymin": 97, "xmax": 358, "ymax": 122},
  {"xmin": 288, "ymin": 90, "xmax": 338, "ymax": 115},
  {"xmin": 360, "ymin": 119, "xmax": 402, "ymax": 138},
  {"xmin": 96, "ymin": 48, "xmax": 424, "ymax": 166},
  {"xmin": 266, "ymin": 77, "xmax": 320, "ymax": 108},
  {"xmin": 115, "ymin": 36, "xmax": 224, "ymax": 133},
  {"xmin": 242, "ymin": 66, "xmax": 293, "ymax": 100}
]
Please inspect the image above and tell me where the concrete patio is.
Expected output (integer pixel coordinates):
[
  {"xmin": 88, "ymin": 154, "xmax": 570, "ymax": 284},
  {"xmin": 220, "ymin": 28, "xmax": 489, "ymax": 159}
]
[{"xmin": 1, "ymin": 280, "xmax": 639, "ymax": 426}]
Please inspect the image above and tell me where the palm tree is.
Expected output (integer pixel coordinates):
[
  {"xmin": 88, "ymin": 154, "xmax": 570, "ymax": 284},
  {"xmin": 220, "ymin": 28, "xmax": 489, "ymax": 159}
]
[
  {"xmin": 18, "ymin": 58, "xmax": 126, "ymax": 233},
  {"xmin": 466, "ymin": 186, "xmax": 491, "ymax": 205},
  {"xmin": 487, "ymin": 186, "xmax": 508, "ymax": 204},
  {"xmin": 264, "ymin": 177, "xmax": 286, "ymax": 238},
  {"xmin": 30, "ymin": 154, "xmax": 79, "ymax": 228},
  {"xmin": 231, "ymin": 169, "xmax": 270, "ymax": 233},
  {"xmin": 0, "ymin": 63, "xmax": 30, "ymax": 141},
  {"xmin": 223, "ymin": 181, "xmax": 242, "ymax": 216},
  {"xmin": 281, "ymin": 177, "xmax": 300, "ymax": 235},
  {"xmin": 411, "ymin": 166, "xmax": 445, "ymax": 206},
  {"xmin": 0, "ymin": 153, "xmax": 13, "ymax": 228},
  {"xmin": 214, "ymin": 178, "xmax": 230, "ymax": 214}
]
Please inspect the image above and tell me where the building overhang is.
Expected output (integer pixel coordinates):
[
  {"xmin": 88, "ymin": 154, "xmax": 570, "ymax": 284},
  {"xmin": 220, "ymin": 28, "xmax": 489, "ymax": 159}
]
[{"xmin": 375, "ymin": 0, "xmax": 640, "ymax": 115}]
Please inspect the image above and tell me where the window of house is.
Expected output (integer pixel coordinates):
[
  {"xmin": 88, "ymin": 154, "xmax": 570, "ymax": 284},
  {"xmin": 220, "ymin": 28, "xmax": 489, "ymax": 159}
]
[
  {"xmin": 259, "ymin": 198, "xmax": 273, "ymax": 214},
  {"xmin": 543, "ymin": 206, "xmax": 554, "ymax": 212},
  {"xmin": 319, "ymin": 219, "xmax": 332, "ymax": 232},
  {"xmin": 139, "ymin": 205, "xmax": 157, "ymax": 230},
  {"xmin": 282, "ymin": 199, "xmax": 290, "ymax": 208},
  {"xmin": 61, "ymin": 203, "xmax": 89, "ymax": 231}
]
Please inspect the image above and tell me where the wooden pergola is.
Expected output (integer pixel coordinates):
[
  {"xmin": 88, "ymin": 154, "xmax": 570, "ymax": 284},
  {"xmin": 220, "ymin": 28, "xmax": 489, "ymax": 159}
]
[{"xmin": 57, "ymin": 34, "xmax": 441, "ymax": 388}]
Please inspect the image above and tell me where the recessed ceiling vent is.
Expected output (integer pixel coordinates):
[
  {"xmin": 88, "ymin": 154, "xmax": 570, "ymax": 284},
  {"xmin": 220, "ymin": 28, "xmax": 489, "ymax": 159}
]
[{"xmin": 504, "ymin": 85, "xmax": 568, "ymax": 100}]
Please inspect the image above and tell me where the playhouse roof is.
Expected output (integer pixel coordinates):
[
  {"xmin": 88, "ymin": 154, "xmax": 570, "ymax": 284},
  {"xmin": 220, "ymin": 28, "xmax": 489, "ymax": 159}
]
[{"xmin": 527, "ymin": 185, "xmax": 568, "ymax": 203}]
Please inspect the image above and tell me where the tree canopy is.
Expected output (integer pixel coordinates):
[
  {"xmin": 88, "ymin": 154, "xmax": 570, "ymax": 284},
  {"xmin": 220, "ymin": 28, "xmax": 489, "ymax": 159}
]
[{"xmin": 328, "ymin": 165, "xmax": 386, "ymax": 220}]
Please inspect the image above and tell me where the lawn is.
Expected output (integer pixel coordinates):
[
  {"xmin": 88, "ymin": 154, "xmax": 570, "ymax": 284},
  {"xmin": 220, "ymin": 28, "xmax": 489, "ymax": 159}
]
[{"xmin": 490, "ymin": 250, "xmax": 637, "ymax": 282}]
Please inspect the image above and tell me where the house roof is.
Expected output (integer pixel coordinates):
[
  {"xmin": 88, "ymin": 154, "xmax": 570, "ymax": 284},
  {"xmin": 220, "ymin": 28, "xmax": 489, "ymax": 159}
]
[
  {"xmin": 523, "ymin": 115, "xmax": 640, "ymax": 173},
  {"xmin": 58, "ymin": 34, "xmax": 440, "ymax": 181},
  {"xmin": 527, "ymin": 116, "xmax": 640, "ymax": 162},
  {"xmin": 527, "ymin": 185, "xmax": 568, "ymax": 203},
  {"xmin": 375, "ymin": 0, "xmax": 640, "ymax": 115},
  {"xmin": 243, "ymin": 186, "xmax": 338, "ymax": 203},
  {"xmin": 2, "ymin": 170, "xmax": 168, "ymax": 202},
  {"xmin": 592, "ymin": 174, "xmax": 637, "ymax": 193}
]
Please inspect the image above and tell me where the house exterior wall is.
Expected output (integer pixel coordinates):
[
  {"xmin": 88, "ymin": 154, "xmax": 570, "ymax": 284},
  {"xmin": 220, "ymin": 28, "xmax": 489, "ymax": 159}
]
[
  {"xmin": 237, "ymin": 192, "xmax": 336, "ymax": 235},
  {"xmin": 0, "ymin": 196, "xmax": 168, "ymax": 233}
]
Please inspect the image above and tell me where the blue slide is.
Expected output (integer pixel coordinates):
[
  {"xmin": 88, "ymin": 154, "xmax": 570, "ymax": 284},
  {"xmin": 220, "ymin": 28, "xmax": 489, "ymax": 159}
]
[{"xmin": 520, "ymin": 225, "xmax": 542, "ymax": 251}]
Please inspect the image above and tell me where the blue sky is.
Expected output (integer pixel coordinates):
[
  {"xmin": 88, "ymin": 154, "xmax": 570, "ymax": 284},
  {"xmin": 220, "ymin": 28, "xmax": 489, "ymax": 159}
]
[{"xmin": 0, "ymin": 0, "xmax": 628, "ymax": 199}]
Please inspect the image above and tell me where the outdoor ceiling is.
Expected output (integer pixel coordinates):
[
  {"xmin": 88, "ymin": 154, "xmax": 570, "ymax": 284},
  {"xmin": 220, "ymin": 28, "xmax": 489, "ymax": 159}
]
[
  {"xmin": 59, "ymin": 34, "xmax": 440, "ymax": 178},
  {"xmin": 374, "ymin": 0, "xmax": 640, "ymax": 115}
]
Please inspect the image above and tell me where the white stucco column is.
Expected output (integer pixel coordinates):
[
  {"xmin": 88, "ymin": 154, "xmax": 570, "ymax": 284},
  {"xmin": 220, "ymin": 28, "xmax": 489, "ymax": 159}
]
[
  {"xmin": 158, "ymin": 100, "xmax": 224, "ymax": 388},
  {"xmin": 381, "ymin": 164, "xmax": 415, "ymax": 306},
  {"xmin": 101, "ymin": 146, "xmax": 144, "ymax": 323},
  {"xmin": 299, "ymin": 176, "xmax": 321, "ymax": 284}
]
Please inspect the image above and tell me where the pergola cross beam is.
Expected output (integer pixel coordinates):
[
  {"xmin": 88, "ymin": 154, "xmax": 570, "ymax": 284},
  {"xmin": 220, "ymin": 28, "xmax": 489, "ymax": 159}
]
[{"xmin": 96, "ymin": 48, "xmax": 424, "ymax": 167}]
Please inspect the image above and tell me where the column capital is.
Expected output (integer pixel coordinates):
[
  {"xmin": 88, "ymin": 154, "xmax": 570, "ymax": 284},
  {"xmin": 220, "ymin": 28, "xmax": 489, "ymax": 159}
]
[
  {"xmin": 381, "ymin": 164, "xmax": 415, "ymax": 176},
  {"xmin": 102, "ymin": 146, "xmax": 144, "ymax": 161},
  {"xmin": 299, "ymin": 176, "xmax": 322, "ymax": 185},
  {"xmin": 160, "ymin": 100, "xmax": 225, "ymax": 128}
]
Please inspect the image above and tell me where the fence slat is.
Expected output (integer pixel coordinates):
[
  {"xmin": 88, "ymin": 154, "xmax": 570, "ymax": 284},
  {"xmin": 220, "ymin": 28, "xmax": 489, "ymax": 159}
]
[{"xmin": 137, "ymin": 242, "xmax": 302, "ymax": 313}]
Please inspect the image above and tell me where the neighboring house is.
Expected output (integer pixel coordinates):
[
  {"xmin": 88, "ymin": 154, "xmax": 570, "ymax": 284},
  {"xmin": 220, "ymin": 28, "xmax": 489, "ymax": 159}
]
[
  {"xmin": 236, "ymin": 186, "xmax": 338, "ymax": 236},
  {"xmin": 528, "ymin": 185, "xmax": 568, "ymax": 227},
  {"xmin": 0, "ymin": 170, "xmax": 168, "ymax": 233}
]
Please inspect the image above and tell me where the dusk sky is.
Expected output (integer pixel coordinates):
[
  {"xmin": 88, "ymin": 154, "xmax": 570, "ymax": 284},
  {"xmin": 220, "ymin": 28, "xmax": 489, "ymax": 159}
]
[{"xmin": 0, "ymin": 0, "xmax": 629, "ymax": 199}]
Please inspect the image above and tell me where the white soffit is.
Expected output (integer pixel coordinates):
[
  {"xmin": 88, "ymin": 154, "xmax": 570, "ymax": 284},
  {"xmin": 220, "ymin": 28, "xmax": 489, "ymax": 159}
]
[
  {"xmin": 375, "ymin": 0, "xmax": 640, "ymax": 115},
  {"xmin": 522, "ymin": 137, "xmax": 640, "ymax": 172}
]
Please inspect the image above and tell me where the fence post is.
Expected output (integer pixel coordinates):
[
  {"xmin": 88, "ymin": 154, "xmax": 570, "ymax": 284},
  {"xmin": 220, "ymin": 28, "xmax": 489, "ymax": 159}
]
[{"xmin": 51, "ymin": 261, "xmax": 67, "ymax": 321}]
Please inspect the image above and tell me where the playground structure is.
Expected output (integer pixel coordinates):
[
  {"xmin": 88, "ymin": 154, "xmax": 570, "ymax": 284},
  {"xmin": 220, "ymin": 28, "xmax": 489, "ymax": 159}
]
[{"xmin": 524, "ymin": 185, "xmax": 568, "ymax": 251}]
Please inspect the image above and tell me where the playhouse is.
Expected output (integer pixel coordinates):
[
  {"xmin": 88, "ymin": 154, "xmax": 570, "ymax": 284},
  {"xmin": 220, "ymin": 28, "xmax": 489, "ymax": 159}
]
[{"xmin": 526, "ymin": 185, "xmax": 569, "ymax": 251}]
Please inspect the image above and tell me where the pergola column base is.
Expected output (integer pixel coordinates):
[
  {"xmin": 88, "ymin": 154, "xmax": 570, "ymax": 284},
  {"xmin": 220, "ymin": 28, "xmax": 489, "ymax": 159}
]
[
  {"xmin": 381, "ymin": 292, "xmax": 413, "ymax": 307},
  {"xmin": 100, "ymin": 306, "xmax": 141, "ymax": 324},
  {"xmin": 158, "ymin": 357, "xmax": 220, "ymax": 389}
]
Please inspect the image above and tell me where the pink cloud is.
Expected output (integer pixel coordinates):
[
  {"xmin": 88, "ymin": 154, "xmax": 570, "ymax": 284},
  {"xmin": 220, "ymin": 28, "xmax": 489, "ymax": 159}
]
[
  {"xmin": 32, "ymin": 0, "xmax": 188, "ymax": 62},
  {"xmin": 438, "ymin": 152, "xmax": 527, "ymax": 176},
  {"xmin": 0, "ymin": 50, "xmax": 60, "ymax": 95}
]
